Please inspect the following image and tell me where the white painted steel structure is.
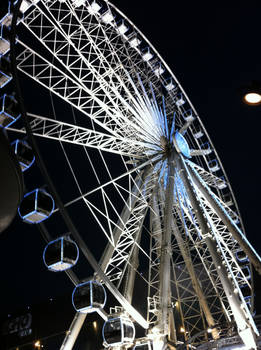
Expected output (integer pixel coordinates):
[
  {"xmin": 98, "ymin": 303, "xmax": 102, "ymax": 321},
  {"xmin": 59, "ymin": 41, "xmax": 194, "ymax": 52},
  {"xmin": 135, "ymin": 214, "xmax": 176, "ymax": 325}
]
[{"xmin": 5, "ymin": 0, "xmax": 261, "ymax": 349}]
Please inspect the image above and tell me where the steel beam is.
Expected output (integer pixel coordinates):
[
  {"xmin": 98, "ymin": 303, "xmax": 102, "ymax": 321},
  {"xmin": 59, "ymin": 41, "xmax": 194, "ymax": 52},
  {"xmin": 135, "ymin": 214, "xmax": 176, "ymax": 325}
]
[
  {"xmin": 60, "ymin": 312, "xmax": 87, "ymax": 350},
  {"xmin": 176, "ymin": 155, "xmax": 257, "ymax": 349},
  {"xmin": 187, "ymin": 162, "xmax": 261, "ymax": 275},
  {"xmin": 171, "ymin": 215, "xmax": 219, "ymax": 340},
  {"xmin": 157, "ymin": 152, "xmax": 175, "ymax": 338}
]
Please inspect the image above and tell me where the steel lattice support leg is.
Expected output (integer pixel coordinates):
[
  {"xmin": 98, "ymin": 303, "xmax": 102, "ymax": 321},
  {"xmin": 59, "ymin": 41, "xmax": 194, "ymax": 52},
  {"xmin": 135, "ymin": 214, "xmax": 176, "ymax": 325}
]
[
  {"xmin": 186, "ymin": 162, "xmax": 261, "ymax": 275},
  {"xmin": 176, "ymin": 155, "xmax": 257, "ymax": 350},
  {"xmin": 171, "ymin": 216, "xmax": 219, "ymax": 340},
  {"xmin": 152, "ymin": 152, "xmax": 175, "ymax": 347},
  {"xmin": 60, "ymin": 312, "xmax": 87, "ymax": 350}
]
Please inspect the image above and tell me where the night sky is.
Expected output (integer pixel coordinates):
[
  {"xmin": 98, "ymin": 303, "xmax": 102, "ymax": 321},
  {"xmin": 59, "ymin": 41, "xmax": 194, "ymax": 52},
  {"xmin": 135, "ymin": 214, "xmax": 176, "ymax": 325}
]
[{"xmin": 1, "ymin": 0, "xmax": 261, "ymax": 319}]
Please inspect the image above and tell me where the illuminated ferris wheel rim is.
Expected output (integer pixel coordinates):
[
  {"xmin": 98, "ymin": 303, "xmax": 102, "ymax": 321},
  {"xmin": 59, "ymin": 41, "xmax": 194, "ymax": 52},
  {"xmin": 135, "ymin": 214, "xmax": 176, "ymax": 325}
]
[
  {"xmin": 11, "ymin": 0, "xmax": 244, "ymax": 227},
  {"xmin": 10, "ymin": 0, "xmax": 254, "ymax": 304},
  {"xmin": 9, "ymin": 0, "xmax": 253, "ymax": 291}
]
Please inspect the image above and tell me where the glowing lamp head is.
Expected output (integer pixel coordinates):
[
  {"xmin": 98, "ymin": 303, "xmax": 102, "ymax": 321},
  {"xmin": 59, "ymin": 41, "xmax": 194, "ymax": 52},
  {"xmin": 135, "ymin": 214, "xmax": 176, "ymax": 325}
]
[
  {"xmin": 241, "ymin": 81, "xmax": 261, "ymax": 106},
  {"xmin": 243, "ymin": 92, "xmax": 261, "ymax": 105},
  {"xmin": 34, "ymin": 340, "xmax": 41, "ymax": 348}
]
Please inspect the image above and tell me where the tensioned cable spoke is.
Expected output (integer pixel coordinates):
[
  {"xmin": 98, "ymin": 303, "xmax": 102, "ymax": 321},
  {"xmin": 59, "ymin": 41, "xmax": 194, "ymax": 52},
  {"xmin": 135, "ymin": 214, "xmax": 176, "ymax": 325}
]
[{"xmin": 51, "ymin": 154, "xmax": 161, "ymax": 212}]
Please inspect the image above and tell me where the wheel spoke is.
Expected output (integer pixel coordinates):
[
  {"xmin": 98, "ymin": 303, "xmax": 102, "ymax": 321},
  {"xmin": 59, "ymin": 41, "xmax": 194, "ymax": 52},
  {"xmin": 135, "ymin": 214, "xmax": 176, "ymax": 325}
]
[{"xmin": 10, "ymin": 112, "xmax": 156, "ymax": 157}]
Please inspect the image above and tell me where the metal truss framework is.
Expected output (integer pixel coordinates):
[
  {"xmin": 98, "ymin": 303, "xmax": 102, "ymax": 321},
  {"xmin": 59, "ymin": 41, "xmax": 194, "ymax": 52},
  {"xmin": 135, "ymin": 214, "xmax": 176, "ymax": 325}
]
[{"xmin": 5, "ymin": 0, "xmax": 261, "ymax": 350}]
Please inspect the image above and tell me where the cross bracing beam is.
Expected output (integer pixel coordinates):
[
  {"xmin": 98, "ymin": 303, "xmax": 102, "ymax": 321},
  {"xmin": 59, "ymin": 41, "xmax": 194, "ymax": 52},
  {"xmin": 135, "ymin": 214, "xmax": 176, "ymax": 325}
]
[
  {"xmin": 173, "ymin": 176, "xmax": 231, "ymax": 329},
  {"xmin": 187, "ymin": 160, "xmax": 228, "ymax": 192},
  {"xmin": 10, "ymin": 113, "xmax": 156, "ymax": 158}
]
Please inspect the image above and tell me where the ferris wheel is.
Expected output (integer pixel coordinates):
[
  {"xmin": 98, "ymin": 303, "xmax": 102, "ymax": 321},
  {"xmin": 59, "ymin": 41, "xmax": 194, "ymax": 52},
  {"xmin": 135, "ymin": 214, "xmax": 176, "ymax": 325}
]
[{"xmin": 1, "ymin": 0, "xmax": 261, "ymax": 349}]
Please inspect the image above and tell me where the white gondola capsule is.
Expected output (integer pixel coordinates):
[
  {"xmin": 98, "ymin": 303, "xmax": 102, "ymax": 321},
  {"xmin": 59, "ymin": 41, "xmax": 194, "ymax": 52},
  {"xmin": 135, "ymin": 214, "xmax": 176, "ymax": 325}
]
[
  {"xmin": 128, "ymin": 34, "xmax": 141, "ymax": 48},
  {"xmin": 0, "ymin": 94, "xmax": 21, "ymax": 128},
  {"xmin": 236, "ymin": 250, "xmax": 249, "ymax": 263},
  {"xmin": 0, "ymin": 2, "xmax": 23, "ymax": 28},
  {"xmin": 101, "ymin": 10, "xmax": 115, "ymax": 24},
  {"xmin": 102, "ymin": 316, "xmax": 135, "ymax": 347},
  {"xmin": 0, "ymin": 37, "xmax": 9, "ymax": 57},
  {"xmin": 19, "ymin": 0, "xmax": 33, "ymax": 14},
  {"xmin": 72, "ymin": 0, "xmax": 85, "ymax": 8},
  {"xmin": 0, "ymin": 13, "xmax": 13, "ymax": 28},
  {"xmin": 241, "ymin": 265, "xmax": 251, "ymax": 280},
  {"xmin": 19, "ymin": 0, "xmax": 41, "ymax": 14},
  {"xmin": 193, "ymin": 125, "xmax": 204, "ymax": 139},
  {"xmin": 216, "ymin": 178, "xmax": 227, "ymax": 190},
  {"xmin": 87, "ymin": 1, "xmax": 102, "ymax": 14},
  {"xmin": 43, "ymin": 236, "xmax": 79, "ymax": 272},
  {"xmin": 18, "ymin": 188, "xmax": 54, "ymax": 224},
  {"xmin": 182, "ymin": 109, "xmax": 195, "ymax": 122},
  {"xmin": 142, "ymin": 47, "xmax": 153, "ymax": 62},
  {"xmin": 0, "ymin": 25, "xmax": 10, "ymax": 57},
  {"xmin": 164, "ymin": 77, "xmax": 176, "ymax": 91},
  {"xmin": 12, "ymin": 140, "xmax": 35, "ymax": 171},
  {"xmin": 0, "ymin": 56, "xmax": 12, "ymax": 88},
  {"xmin": 208, "ymin": 159, "xmax": 220, "ymax": 173},
  {"xmin": 153, "ymin": 63, "xmax": 164, "ymax": 77},
  {"xmin": 0, "ymin": 24, "xmax": 18, "ymax": 58},
  {"xmin": 117, "ymin": 19, "xmax": 129, "ymax": 35},
  {"xmin": 72, "ymin": 280, "xmax": 106, "ymax": 313},
  {"xmin": 240, "ymin": 284, "xmax": 251, "ymax": 298},
  {"xmin": 175, "ymin": 93, "xmax": 186, "ymax": 107},
  {"xmin": 223, "ymin": 193, "xmax": 233, "ymax": 207}
]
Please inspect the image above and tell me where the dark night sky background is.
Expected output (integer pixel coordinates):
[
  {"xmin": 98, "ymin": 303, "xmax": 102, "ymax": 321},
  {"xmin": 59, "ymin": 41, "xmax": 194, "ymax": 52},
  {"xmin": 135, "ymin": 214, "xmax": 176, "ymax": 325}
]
[{"xmin": 0, "ymin": 0, "xmax": 261, "ymax": 319}]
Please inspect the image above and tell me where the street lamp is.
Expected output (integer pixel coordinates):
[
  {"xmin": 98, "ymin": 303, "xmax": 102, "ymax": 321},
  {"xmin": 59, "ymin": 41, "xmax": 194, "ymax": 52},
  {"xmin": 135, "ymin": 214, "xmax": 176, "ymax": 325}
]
[
  {"xmin": 244, "ymin": 92, "xmax": 261, "ymax": 105},
  {"xmin": 241, "ymin": 81, "xmax": 261, "ymax": 106},
  {"xmin": 34, "ymin": 340, "xmax": 41, "ymax": 348}
]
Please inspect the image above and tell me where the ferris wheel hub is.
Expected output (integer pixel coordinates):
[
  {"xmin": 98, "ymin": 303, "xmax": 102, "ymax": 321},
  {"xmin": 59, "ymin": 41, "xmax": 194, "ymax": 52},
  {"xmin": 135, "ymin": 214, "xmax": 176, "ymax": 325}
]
[
  {"xmin": 173, "ymin": 131, "xmax": 191, "ymax": 158},
  {"xmin": 160, "ymin": 135, "xmax": 174, "ymax": 158}
]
